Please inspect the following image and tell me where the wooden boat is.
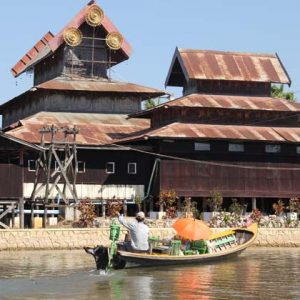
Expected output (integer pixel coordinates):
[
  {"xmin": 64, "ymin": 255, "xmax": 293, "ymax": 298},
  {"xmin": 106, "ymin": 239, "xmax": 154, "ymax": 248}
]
[{"xmin": 116, "ymin": 223, "xmax": 258, "ymax": 267}]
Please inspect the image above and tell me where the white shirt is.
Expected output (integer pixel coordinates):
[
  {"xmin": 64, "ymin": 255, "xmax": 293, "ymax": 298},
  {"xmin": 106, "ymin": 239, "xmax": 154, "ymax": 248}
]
[{"xmin": 118, "ymin": 215, "xmax": 149, "ymax": 251}]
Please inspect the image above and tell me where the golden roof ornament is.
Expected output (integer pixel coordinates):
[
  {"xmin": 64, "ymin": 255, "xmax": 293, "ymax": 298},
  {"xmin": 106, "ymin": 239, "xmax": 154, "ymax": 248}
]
[
  {"xmin": 85, "ymin": 5, "xmax": 104, "ymax": 27},
  {"xmin": 63, "ymin": 27, "xmax": 83, "ymax": 47},
  {"xmin": 106, "ymin": 32, "xmax": 124, "ymax": 50}
]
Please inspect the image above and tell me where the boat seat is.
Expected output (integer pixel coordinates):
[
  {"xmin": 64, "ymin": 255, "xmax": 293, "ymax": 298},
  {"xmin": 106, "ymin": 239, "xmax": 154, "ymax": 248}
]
[
  {"xmin": 149, "ymin": 236, "xmax": 161, "ymax": 254},
  {"xmin": 209, "ymin": 232, "xmax": 237, "ymax": 252}
]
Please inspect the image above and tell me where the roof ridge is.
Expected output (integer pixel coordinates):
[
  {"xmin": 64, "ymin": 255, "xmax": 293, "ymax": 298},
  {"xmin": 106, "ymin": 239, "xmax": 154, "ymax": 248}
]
[{"xmin": 177, "ymin": 48, "xmax": 277, "ymax": 58}]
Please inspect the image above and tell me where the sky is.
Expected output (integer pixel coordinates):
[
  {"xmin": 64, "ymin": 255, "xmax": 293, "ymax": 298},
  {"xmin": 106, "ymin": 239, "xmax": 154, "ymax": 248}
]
[{"xmin": 0, "ymin": 0, "xmax": 300, "ymax": 104}]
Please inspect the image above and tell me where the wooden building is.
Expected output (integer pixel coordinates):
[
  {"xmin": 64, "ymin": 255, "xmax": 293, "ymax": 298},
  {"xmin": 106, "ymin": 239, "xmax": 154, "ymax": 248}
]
[
  {"xmin": 0, "ymin": 1, "xmax": 167, "ymax": 227},
  {"xmin": 124, "ymin": 48, "xmax": 300, "ymax": 213},
  {"xmin": 1, "ymin": 2, "xmax": 300, "ymax": 227}
]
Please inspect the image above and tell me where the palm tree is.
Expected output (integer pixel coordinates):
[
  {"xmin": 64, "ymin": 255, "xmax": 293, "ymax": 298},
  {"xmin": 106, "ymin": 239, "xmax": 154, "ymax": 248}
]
[{"xmin": 271, "ymin": 84, "xmax": 296, "ymax": 102}]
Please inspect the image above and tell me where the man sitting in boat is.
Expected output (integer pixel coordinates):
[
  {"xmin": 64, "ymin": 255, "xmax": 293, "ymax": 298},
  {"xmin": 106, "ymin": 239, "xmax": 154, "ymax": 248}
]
[{"xmin": 116, "ymin": 211, "xmax": 150, "ymax": 253}]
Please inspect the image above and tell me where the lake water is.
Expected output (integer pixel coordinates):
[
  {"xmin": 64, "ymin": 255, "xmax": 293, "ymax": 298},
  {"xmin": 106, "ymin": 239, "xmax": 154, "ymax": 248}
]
[{"xmin": 0, "ymin": 248, "xmax": 299, "ymax": 299}]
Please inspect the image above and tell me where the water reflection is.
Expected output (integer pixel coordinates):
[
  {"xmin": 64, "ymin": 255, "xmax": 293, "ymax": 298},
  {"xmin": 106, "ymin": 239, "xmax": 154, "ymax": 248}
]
[{"xmin": 0, "ymin": 248, "xmax": 300, "ymax": 299}]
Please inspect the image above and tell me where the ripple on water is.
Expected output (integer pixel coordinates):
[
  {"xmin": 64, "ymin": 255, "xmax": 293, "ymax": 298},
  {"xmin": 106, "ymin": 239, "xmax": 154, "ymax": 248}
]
[{"xmin": 0, "ymin": 248, "xmax": 300, "ymax": 300}]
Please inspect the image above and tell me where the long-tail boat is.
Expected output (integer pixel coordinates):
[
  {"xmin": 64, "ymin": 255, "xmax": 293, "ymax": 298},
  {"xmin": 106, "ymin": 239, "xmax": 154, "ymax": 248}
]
[{"xmin": 84, "ymin": 223, "xmax": 258, "ymax": 270}]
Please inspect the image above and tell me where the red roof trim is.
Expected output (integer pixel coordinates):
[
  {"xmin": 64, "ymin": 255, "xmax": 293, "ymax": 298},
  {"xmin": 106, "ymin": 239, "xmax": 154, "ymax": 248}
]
[
  {"xmin": 11, "ymin": 32, "xmax": 54, "ymax": 77},
  {"xmin": 11, "ymin": 1, "xmax": 132, "ymax": 78}
]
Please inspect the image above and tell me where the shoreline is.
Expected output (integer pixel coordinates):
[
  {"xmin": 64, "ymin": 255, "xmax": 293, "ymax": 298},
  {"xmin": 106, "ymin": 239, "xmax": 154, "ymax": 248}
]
[{"xmin": 1, "ymin": 227, "xmax": 300, "ymax": 251}]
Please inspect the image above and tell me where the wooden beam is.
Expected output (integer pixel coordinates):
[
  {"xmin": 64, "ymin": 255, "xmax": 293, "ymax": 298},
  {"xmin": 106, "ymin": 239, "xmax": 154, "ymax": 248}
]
[
  {"xmin": 0, "ymin": 221, "xmax": 9, "ymax": 229},
  {"xmin": 52, "ymin": 148, "xmax": 78, "ymax": 202}
]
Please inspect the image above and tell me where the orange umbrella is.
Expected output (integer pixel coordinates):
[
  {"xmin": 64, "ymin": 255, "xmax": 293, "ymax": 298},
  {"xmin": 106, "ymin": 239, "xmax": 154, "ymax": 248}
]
[{"xmin": 172, "ymin": 218, "xmax": 212, "ymax": 240}]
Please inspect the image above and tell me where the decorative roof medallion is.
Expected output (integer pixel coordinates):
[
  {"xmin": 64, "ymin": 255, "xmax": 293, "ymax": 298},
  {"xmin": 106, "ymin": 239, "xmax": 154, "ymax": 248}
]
[
  {"xmin": 63, "ymin": 27, "xmax": 83, "ymax": 47},
  {"xmin": 106, "ymin": 32, "xmax": 124, "ymax": 50},
  {"xmin": 85, "ymin": 5, "xmax": 104, "ymax": 27}
]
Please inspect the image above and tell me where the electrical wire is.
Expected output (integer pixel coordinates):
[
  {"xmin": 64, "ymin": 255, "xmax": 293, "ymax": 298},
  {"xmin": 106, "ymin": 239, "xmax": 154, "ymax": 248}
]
[{"xmin": 111, "ymin": 143, "xmax": 300, "ymax": 171}]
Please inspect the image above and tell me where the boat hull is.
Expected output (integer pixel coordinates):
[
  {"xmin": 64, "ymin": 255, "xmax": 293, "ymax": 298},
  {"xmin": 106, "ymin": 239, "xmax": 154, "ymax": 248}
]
[{"xmin": 117, "ymin": 224, "xmax": 257, "ymax": 268}]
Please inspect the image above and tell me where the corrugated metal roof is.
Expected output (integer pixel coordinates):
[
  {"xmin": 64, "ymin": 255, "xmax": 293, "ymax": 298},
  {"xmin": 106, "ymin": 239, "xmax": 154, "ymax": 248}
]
[
  {"xmin": 146, "ymin": 123, "xmax": 286, "ymax": 141},
  {"xmin": 130, "ymin": 94, "xmax": 300, "ymax": 119},
  {"xmin": 11, "ymin": 1, "xmax": 132, "ymax": 78},
  {"xmin": 165, "ymin": 48, "xmax": 291, "ymax": 86},
  {"xmin": 5, "ymin": 112, "xmax": 149, "ymax": 146},
  {"xmin": 119, "ymin": 122, "xmax": 300, "ymax": 143},
  {"xmin": 166, "ymin": 94, "xmax": 300, "ymax": 111},
  {"xmin": 273, "ymin": 128, "xmax": 300, "ymax": 142},
  {"xmin": 0, "ymin": 78, "xmax": 167, "ymax": 112},
  {"xmin": 36, "ymin": 78, "xmax": 167, "ymax": 95}
]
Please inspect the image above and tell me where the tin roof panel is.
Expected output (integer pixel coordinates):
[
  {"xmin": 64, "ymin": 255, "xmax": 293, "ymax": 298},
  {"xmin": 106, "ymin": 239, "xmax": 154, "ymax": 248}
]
[
  {"xmin": 5, "ymin": 112, "xmax": 149, "ymax": 146},
  {"xmin": 119, "ymin": 122, "xmax": 300, "ymax": 143},
  {"xmin": 166, "ymin": 48, "xmax": 291, "ymax": 86}
]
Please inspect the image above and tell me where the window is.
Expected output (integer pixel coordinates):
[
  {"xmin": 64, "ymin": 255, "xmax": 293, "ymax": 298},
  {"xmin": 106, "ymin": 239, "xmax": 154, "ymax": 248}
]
[
  {"xmin": 128, "ymin": 162, "xmax": 137, "ymax": 174},
  {"xmin": 265, "ymin": 144, "xmax": 281, "ymax": 153},
  {"xmin": 296, "ymin": 146, "xmax": 300, "ymax": 154},
  {"xmin": 76, "ymin": 161, "xmax": 85, "ymax": 173},
  {"xmin": 28, "ymin": 160, "xmax": 37, "ymax": 172},
  {"xmin": 106, "ymin": 162, "xmax": 115, "ymax": 174},
  {"xmin": 194, "ymin": 142, "xmax": 210, "ymax": 151},
  {"xmin": 228, "ymin": 143, "xmax": 244, "ymax": 152}
]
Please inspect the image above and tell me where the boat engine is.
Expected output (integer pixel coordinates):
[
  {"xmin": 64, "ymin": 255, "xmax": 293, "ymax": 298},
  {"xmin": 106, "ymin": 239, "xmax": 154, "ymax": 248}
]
[
  {"xmin": 84, "ymin": 220, "xmax": 126, "ymax": 270},
  {"xmin": 84, "ymin": 245, "xmax": 109, "ymax": 271}
]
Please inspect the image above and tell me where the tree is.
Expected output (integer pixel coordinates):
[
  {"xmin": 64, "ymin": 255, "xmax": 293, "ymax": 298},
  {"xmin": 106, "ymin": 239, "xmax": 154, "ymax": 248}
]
[
  {"xmin": 144, "ymin": 98, "xmax": 160, "ymax": 110},
  {"xmin": 271, "ymin": 84, "xmax": 296, "ymax": 102}
]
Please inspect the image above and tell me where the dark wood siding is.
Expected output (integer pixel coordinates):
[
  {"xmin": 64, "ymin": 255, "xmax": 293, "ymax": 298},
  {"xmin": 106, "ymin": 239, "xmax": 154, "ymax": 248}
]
[
  {"xmin": 151, "ymin": 107, "xmax": 300, "ymax": 128},
  {"xmin": 160, "ymin": 160, "xmax": 300, "ymax": 198},
  {"xmin": 24, "ymin": 149, "xmax": 155, "ymax": 186},
  {"xmin": 184, "ymin": 80, "xmax": 271, "ymax": 96},
  {"xmin": 0, "ymin": 163, "xmax": 22, "ymax": 198}
]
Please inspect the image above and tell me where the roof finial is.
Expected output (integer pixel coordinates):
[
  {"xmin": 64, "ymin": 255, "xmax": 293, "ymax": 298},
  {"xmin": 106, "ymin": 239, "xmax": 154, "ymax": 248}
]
[{"xmin": 88, "ymin": 0, "xmax": 96, "ymax": 5}]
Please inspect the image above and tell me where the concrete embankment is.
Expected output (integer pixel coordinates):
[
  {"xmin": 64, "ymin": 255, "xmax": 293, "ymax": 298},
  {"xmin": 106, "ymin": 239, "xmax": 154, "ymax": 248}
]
[{"xmin": 0, "ymin": 227, "xmax": 300, "ymax": 250}]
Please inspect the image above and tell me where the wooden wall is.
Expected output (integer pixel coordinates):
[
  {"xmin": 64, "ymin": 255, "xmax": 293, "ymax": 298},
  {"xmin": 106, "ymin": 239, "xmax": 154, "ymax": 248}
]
[
  {"xmin": 160, "ymin": 160, "xmax": 300, "ymax": 198},
  {"xmin": 151, "ymin": 107, "xmax": 300, "ymax": 128}
]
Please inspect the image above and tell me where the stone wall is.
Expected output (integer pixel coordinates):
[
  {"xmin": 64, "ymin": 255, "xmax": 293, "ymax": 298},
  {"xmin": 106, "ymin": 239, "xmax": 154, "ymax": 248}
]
[
  {"xmin": 0, "ymin": 228, "xmax": 175, "ymax": 251},
  {"xmin": 0, "ymin": 227, "xmax": 300, "ymax": 251}
]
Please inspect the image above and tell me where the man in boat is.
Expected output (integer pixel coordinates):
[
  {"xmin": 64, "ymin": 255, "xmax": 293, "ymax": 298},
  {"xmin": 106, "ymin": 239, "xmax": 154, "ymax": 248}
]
[{"xmin": 116, "ymin": 211, "xmax": 150, "ymax": 253}]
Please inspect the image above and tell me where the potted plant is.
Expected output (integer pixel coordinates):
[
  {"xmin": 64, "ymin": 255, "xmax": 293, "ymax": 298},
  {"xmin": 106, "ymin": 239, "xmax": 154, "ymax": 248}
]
[
  {"xmin": 181, "ymin": 197, "xmax": 198, "ymax": 218},
  {"xmin": 203, "ymin": 189, "xmax": 223, "ymax": 222},
  {"xmin": 229, "ymin": 198, "xmax": 243, "ymax": 216},
  {"xmin": 272, "ymin": 199, "xmax": 285, "ymax": 219},
  {"xmin": 158, "ymin": 190, "xmax": 178, "ymax": 219},
  {"xmin": 287, "ymin": 197, "xmax": 299, "ymax": 221}
]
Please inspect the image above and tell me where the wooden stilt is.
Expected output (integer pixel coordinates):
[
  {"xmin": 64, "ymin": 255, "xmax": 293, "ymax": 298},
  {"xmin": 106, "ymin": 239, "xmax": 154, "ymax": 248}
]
[
  {"xmin": 43, "ymin": 204, "xmax": 47, "ymax": 228},
  {"xmin": 11, "ymin": 203, "xmax": 15, "ymax": 228},
  {"xmin": 31, "ymin": 202, "xmax": 35, "ymax": 228},
  {"xmin": 19, "ymin": 197, "xmax": 24, "ymax": 229}
]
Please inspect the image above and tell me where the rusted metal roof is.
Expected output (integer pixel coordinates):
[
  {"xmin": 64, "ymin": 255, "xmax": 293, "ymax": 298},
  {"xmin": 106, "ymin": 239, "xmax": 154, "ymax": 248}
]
[
  {"xmin": 0, "ymin": 78, "xmax": 167, "ymax": 112},
  {"xmin": 36, "ymin": 78, "xmax": 167, "ymax": 95},
  {"xmin": 165, "ymin": 48, "xmax": 291, "ymax": 87},
  {"xmin": 5, "ymin": 112, "xmax": 149, "ymax": 146},
  {"xmin": 119, "ymin": 122, "xmax": 300, "ymax": 143},
  {"xmin": 130, "ymin": 93, "xmax": 300, "ymax": 118},
  {"xmin": 0, "ymin": 132, "xmax": 43, "ymax": 151},
  {"xmin": 11, "ymin": 1, "xmax": 132, "ymax": 78},
  {"xmin": 273, "ymin": 128, "xmax": 300, "ymax": 143}
]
